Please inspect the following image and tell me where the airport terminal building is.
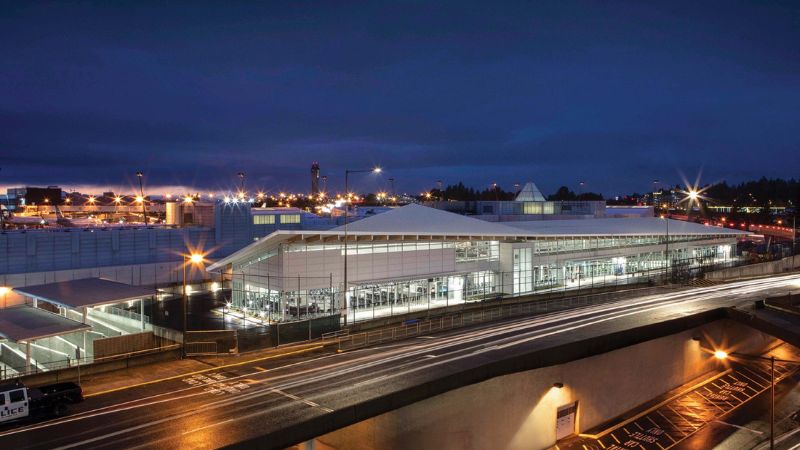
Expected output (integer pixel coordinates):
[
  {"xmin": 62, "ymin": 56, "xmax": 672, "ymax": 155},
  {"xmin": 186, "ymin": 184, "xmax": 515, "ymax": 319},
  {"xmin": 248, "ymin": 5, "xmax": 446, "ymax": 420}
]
[{"xmin": 208, "ymin": 204, "xmax": 747, "ymax": 323}]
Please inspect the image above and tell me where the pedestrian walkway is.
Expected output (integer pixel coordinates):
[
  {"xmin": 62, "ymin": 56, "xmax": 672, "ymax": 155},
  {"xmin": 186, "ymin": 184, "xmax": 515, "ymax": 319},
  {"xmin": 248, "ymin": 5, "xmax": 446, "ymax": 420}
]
[
  {"xmin": 75, "ymin": 341, "xmax": 326, "ymax": 397},
  {"xmin": 559, "ymin": 353, "xmax": 799, "ymax": 450}
]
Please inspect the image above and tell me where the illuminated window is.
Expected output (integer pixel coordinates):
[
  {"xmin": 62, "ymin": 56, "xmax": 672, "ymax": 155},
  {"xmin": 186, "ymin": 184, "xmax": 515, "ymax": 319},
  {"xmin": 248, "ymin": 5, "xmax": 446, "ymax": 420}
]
[
  {"xmin": 523, "ymin": 202, "xmax": 542, "ymax": 214},
  {"xmin": 280, "ymin": 214, "xmax": 301, "ymax": 224},
  {"xmin": 253, "ymin": 215, "xmax": 275, "ymax": 225}
]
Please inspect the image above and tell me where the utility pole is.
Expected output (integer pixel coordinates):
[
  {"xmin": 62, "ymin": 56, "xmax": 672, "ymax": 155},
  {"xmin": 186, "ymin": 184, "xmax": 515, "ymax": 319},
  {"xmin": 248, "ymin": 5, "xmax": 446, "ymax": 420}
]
[
  {"xmin": 770, "ymin": 355, "xmax": 775, "ymax": 450},
  {"xmin": 793, "ymin": 215, "xmax": 797, "ymax": 268}
]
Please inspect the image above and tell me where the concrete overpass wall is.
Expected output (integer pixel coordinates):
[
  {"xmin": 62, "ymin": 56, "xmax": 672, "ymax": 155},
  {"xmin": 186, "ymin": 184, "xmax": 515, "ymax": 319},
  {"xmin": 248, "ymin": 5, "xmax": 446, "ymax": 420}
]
[{"xmin": 316, "ymin": 319, "xmax": 777, "ymax": 450}]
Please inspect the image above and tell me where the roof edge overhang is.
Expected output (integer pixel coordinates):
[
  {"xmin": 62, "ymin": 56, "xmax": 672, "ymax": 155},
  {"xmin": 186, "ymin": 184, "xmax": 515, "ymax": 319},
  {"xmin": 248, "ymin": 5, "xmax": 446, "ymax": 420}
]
[{"xmin": 207, "ymin": 226, "xmax": 748, "ymax": 272}]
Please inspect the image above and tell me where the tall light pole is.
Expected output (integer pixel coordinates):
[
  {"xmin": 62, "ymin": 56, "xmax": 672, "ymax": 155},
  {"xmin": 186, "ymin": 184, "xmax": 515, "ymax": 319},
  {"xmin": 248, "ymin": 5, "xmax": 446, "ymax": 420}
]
[
  {"xmin": 342, "ymin": 167, "xmax": 382, "ymax": 326},
  {"xmin": 136, "ymin": 171, "xmax": 147, "ymax": 225},
  {"xmin": 183, "ymin": 252, "xmax": 204, "ymax": 356}
]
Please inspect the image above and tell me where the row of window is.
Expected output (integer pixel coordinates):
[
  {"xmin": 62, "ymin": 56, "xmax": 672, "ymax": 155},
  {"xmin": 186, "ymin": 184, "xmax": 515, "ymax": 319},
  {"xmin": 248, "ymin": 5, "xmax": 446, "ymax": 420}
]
[
  {"xmin": 531, "ymin": 235, "xmax": 727, "ymax": 255},
  {"xmin": 252, "ymin": 214, "xmax": 301, "ymax": 225}
]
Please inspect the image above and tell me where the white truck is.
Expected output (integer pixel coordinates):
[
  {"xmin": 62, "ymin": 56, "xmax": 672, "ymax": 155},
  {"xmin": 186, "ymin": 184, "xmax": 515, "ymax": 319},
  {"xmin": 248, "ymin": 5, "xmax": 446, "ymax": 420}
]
[{"xmin": 0, "ymin": 381, "xmax": 83, "ymax": 425}]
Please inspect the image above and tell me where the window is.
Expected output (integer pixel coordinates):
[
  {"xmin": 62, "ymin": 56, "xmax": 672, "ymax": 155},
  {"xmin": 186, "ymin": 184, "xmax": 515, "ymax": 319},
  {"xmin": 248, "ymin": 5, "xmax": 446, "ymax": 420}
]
[
  {"xmin": 523, "ymin": 202, "xmax": 542, "ymax": 214},
  {"xmin": 0, "ymin": 393, "xmax": 5, "ymax": 405},
  {"xmin": 9, "ymin": 389, "xmax": 25, "ymax": 403},
  {"xmin": 455, "ymin": 241, "xmax": 499, "ymax": 262},
  {"xmin": 253, "ymin": 215, "xmax": 275, "ymax": 225},
  {"xmin": 280, "ymin": 214, "xmax": 301, "ymax": 224}
]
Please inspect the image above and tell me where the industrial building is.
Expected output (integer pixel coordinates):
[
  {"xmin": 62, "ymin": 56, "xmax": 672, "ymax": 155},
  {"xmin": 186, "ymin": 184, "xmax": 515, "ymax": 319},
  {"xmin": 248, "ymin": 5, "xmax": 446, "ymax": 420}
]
[{"xmin": 208, "ymin": 204, "xmax": 746, "ymax": 324}]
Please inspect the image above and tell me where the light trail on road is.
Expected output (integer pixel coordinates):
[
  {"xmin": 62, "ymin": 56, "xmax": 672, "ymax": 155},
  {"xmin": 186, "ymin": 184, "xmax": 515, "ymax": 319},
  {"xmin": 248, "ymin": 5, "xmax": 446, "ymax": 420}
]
[{"xmin": 2, "ymin": 274, "xmax": 799, "ymax": 449}]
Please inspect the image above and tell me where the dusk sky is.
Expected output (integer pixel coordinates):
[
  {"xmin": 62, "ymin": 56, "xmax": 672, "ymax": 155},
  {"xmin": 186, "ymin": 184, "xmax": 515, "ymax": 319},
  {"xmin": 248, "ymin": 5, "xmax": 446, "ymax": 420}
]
[{"xmin": 2, "ymin": 1, "xmax": 798, "ymax": 197}]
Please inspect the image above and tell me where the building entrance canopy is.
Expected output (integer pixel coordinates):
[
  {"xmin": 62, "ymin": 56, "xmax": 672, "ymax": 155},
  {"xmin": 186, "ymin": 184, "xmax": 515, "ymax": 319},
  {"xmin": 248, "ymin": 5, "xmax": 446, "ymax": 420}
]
[
  {"xmin": 13, "ymin": 278, "xmax": 154, "ymax": 310},
  {"xmin": 0, "ymin": 306, "xmax": 89, "ymax": 342}
]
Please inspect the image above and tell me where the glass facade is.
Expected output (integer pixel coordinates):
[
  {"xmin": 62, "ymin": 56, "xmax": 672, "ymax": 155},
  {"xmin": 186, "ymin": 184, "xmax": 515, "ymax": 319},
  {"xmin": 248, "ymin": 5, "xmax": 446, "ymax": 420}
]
[{"xmin": 225, "ymin": 234, "xmax": 738, "ymax": 324}]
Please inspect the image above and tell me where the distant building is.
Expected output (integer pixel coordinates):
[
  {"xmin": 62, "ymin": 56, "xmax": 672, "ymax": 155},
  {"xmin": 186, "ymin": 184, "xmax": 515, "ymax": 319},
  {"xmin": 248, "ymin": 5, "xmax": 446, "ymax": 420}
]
[
  {"xmin": 5, "ymin": 186, "xmax": 63, "ymax": 209},
  {"xmin": 311, "ymin": 162, "xmax": 321, "ymax": 195}
]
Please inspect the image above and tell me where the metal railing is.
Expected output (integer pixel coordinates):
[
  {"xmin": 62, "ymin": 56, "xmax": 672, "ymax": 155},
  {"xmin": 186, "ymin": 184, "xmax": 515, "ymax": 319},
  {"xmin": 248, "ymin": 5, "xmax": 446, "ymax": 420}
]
[
  {"xmin": 0, "ymin": 343, "xmax": 180, "ymax": 381},
  {"xmin": 185, "ymin": 342, "xmax": 219, "ymax": 355}
]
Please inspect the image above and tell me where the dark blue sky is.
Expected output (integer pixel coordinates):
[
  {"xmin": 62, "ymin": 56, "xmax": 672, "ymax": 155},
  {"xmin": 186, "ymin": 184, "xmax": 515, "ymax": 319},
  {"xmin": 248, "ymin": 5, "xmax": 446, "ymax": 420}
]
[{"xmin": 2, "ymin": 1, "xmax": 798, "ymax": 196}]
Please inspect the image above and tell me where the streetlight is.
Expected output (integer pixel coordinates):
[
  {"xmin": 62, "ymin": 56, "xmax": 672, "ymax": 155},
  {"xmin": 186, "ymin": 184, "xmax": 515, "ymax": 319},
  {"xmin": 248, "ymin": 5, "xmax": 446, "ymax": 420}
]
[
  {"xmin": 183, "ymin": 252, "xmax": 205, "ymax": 356},
  {"xmin": 0, "ymin": 286, "xmax": 9, "ymax": 309},
  {"xmin": 342, "ymin": 167, "xmax": 382, "ymax": 326},
  {"xmin": 136, "ymin": 171, "xmax": 147, "ymax": 225},
  {"xmin": 713, "ymin": 349, "xmax": 800, "ymax": 450}
]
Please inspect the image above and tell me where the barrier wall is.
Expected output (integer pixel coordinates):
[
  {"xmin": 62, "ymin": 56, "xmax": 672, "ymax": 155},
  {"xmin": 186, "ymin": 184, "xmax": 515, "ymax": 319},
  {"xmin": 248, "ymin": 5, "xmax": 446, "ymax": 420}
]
[
  {"xmin": 706, "ymin": 255, "xmax": 800, "ymax": 281},
  {"xmin": 93, "ymin": 332, "xmax": 156, "ymax": 359}
]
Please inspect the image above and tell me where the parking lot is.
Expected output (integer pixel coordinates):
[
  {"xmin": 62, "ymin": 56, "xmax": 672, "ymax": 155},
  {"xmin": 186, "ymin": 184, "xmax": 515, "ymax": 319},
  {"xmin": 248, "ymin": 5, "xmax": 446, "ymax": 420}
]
[{"xmin": 561, "ymin": 359, "xmax": 798, "ymax": 450}]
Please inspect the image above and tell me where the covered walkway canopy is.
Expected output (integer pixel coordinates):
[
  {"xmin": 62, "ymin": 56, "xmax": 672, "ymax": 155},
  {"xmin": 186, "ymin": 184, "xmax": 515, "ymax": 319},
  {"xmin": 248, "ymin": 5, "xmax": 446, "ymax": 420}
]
[
  {"xmin": 14, "ymin": 278, "xmax": 154, "ymax": 309},
  {"xmin": 0, "ymin": 305, "xmax": 89, "ymax": 342}
]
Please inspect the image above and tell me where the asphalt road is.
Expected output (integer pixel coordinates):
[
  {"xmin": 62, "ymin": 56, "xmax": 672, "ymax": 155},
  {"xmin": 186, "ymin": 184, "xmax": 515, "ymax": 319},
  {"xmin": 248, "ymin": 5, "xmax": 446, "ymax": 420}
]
[{"xmin": 2, "ymin": 274, "xmax": 800, "ymax": 450}]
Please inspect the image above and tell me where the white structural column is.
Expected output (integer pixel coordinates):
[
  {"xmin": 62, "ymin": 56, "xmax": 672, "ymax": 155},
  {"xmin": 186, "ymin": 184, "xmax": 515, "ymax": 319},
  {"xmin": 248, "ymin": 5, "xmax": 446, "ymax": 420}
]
[
  {"xmin": 25, "ymin": 340, "xmax": 31, "ymax": 372},
  {"xmin": 82, "ymin": 307, "xmax": 88, "ymax": 353}
]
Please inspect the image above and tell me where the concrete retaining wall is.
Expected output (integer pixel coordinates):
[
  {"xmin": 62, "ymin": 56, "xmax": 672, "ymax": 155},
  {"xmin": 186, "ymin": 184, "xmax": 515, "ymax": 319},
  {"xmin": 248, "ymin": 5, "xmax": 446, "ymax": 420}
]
[
  {"xmin": 706, "ymin": 256, "xmax": 800, "ymax": 281},
  {"xmin": 315, "ymin": 318, "xmax": 777, "ymax": 450},
  {"xmin": 20, "ymin": 346, "xmax": 181, "ymax": 387}
]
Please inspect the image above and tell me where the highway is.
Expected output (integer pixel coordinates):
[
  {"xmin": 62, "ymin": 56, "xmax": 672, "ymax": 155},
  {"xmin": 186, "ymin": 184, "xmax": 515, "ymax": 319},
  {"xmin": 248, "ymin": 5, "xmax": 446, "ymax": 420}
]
[{"xmin": 2, "ymin": 274, "xmax": 800, "ymax": 450}]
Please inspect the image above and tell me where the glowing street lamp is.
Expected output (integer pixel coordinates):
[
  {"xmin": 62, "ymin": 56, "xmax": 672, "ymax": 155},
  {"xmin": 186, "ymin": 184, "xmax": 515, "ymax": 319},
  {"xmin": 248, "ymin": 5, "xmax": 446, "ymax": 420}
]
[
  {"xmin": 0, "ymin": 286, "xmax": 9, "ymax": 309},
  {"xmin": 182, "ymin": 252, "xmax": 206, "ymax": 356},
  {"xmin": 342, "ymin": 166, "xmax": 383, "ymax": 325}
]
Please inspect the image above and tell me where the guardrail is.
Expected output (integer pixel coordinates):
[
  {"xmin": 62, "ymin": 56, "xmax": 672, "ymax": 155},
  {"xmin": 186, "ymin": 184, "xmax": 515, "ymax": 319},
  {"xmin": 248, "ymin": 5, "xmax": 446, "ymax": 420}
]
[
  {"xmin": 321, "ymin": 329, "xmax": 349, "ymax": 340},
  {"xmin": 185, "ymin": 341, "xmax": 219, "ymax": 355}
]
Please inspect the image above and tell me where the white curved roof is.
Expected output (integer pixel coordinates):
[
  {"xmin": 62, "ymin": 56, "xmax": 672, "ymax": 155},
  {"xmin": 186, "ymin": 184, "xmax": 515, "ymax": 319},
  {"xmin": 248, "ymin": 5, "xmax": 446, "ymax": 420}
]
[{"xmin": 333, "ymin": 203, "xmax": 521, "ymax": 235}]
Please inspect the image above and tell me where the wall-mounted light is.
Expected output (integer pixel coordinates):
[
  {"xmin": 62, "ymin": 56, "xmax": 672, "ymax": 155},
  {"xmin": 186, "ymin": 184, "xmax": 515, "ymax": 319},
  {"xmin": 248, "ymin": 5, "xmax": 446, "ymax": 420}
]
[{"xmin": 552, "ymin": 382, "xmax": 564, "ymax": 389}]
